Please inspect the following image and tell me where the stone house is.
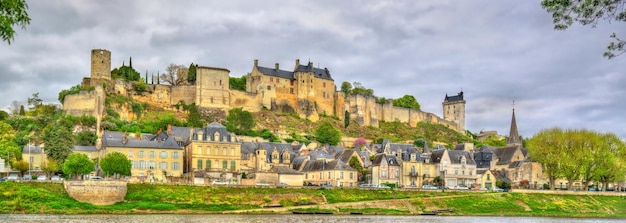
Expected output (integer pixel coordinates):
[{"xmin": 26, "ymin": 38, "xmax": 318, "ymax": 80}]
[
  {"xmin": 103, "ymin": 131, "xmax": 184, "ymax": 182},
  {"xmin": 369, "ymin": 153, "xmax": 401, "ymax": 186},
  {"xmin": 301, "ymin": 159, "xmax": 357, "ymax": 187},
  {"xmin": 430, "ymin": 149, "xmax": 479, "ymax": 187},
  {"xmin": 21, "ymin": 145, "xmax": 46, "ymax": 172},
  {"xmin": 188, "ymin": 122, "xmax": 241, "ymax": 174}
]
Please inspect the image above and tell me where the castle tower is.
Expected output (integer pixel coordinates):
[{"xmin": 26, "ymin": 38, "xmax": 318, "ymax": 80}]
[
  {"xmin": 91, "ymin": 49, "xmax": 111, "ymax": 82},
  {"xmin": 506, "ymin": 108, "xmax": 522, "ymax": 146},
  {"xmin": 442, "ymin": 91, "xmax": 466, "ymax": 131},
  {"xmin": 195, "ymin": 66, "xmax": 231, "ymax": 109}
]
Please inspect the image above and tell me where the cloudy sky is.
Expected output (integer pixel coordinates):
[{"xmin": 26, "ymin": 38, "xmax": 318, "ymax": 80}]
[{"xmin": 1, "ymin": 0, "xmax": 625, "ymax": 139}]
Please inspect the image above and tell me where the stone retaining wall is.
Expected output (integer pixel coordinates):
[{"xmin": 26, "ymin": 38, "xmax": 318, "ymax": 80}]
[
  {"xmin": 513, "ymin": 189, "xmax": 625, "ymax": 196},
  {"xmin": 64, "ymin": 180, "xmax": 127, "ymax": 205}
]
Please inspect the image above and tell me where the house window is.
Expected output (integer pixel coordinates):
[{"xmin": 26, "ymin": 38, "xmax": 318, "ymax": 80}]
[
  {"xmin": 382, "ymin": 170, "xmax": 387, "ymax": 178},
  {"xmin": 231, "ymin": 148, "xmax": 235, "ymax": 156},
  {"xmin": 270, "ymin": 77, "xmax": 273, "ymax": 82},
  {"xmin": 350, "ymin": 172, "xmax": 353, "ymax": 179},
  {"xmin": 470, "ymin": 171, "xmax": 473, "ymax": 175},
  {"xmin": 172, "ymin": 152, "xmax": 179, "ymax": 159},
  {"xmin": 149, "ymin": 161, "xmax": 156, "ymax": 169},
  {"xmin": 159, "ymin": 162, "xmax": 167, "ymax": 170},
  {"xmin": 139, "ymin": 151, "xmax": 145, "ymax": 158},
  {"xmin": 487, "ymin": 174, "xmax": 491, "ymax": 180},
  {"xmin": 396, "ymin": 170, "xmax": 399, "ymax": 178},
  {"xmin": 149, "ymin": 151, "xmax": 155, "ymax": 158},
  {"xmin": 160, "ymin": 151, "xmax": 167, "ymax": 159},
  {"xmin": 323, "ymin": 82, "xmax": 326, "ymax": 88},
  {"xmin": 455, "ymin": 170, "xmax": 458, "ymax": 175},
  {"xmin": 305, "ymin": 174, "xmax": 308, "ymax": 179},
  {"xmin": 207, "ymin": 147, "xmax": 211, "ymax": 155},
  {"xmin": 172, "ymin": 162, "xmax": 180, "ymax": 170},
  {"xmin": 462, "ymin": 170, "xmax": 465, "ymax": 175},
  {"xmin": 340, "ymin": 172, "xmax": 344, "ymax": 179},
  {"xmin": 411, "ymin": 166, "xmax": 415, "ymax": 175},
  {"xmin": 230, "ymin": 161, "xmax": 236, "ymax": 170},
  {"xmin": 320, "ymin": 173, "xmax": 323, "ymax": 179},
  {"xmin": 128, "ymin": 151, "xmax": 133, "ymax": 158},
  {"xmin": 290, "ymin": 80, "xmax": 295, "ymax": 86},
  {"xmin": 197, "ymin": 159, "xmax": 203, "ymax": 169},
  {"xmin": 328, "ymin": 172, "xmax": 331, "ymax": 179},
  {"xmin": 222, "ymin": 160, "xmax": 228, "ymax": 169},
  {"xmin": 206, "ymin": 160, "xmax": 211, "ymax": 170},
  {"xmin": 139, "ymin": 161, "xmax": 145, "ymax": 169}
]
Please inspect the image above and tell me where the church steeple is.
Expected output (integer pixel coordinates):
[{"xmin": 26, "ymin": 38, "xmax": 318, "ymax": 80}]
[{"xmin": 506, "ymin": 106, "xmax": 522, "ymax": 146}]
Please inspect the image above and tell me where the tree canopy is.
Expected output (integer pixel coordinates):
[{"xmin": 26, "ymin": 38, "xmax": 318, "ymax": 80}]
[
  {"xmin": 315, "ymin": 121, "xmax": 342, "ymax": 145},
  {"xmin": 62, "ymin": 153, "xmax": 95, "ymax": 179},
  {"xmin": 0, "ymin": 0, "xmax": 30, "ymax": 44},
  {"xmin": 229, "ymin": 75, "xmax": 247, "ymax": 91},
  {"xmin": 111, "ymin": 63, "xmax": 141, "ymax": 82},
  {"xmin": 100, "ymin": 152, "xmax": 132, "ymax": 178},
  {"xmin": 187, "ymin": 63, "xmax": 197, "ymax": 82},
  {"xmin": 0, "ymin": 121, "xmax": 21, "ymax": 165},
  {"xmin": 41, "ymin": 120, "xmax": 75, "ymax": 163},
  {"xmin": 225, "ymin": 108, "xmax": 255, "ymax": 135},
  {"xmin": 527, "ymin": 128, "xmax": 626, "ymax": 191},
  {"xmin": 392, "ymin": 95, "xmax": 421, "ymax": 110},
  {"xmin": 541, "ymin": 0, "xmax": 626, "ymax": 58}
]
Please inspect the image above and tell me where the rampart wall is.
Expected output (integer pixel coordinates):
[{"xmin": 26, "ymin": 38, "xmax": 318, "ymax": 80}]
[
  {"xmin": 64, "ymin": 180, "xmax": 127, "ymax": 205},
  {"xmin": 63, "ymin": 86, "xmax": 105, "ymax": 117},
  {"xmin": 171, "ymin": 85, "xmax": 195, "ymax": 105}
]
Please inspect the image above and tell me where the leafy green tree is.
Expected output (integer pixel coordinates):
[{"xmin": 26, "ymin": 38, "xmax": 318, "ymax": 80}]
[
  {"xmin": 62, "ymin": 153, "xmax": 95, "ymax": 179},
  {"xmin": 111, "ymin": 64, "xmax": 140, "ymax": 81},
  {"xmin": 593, "ymin": 132, "xmax": 626, "ymax": 191},
  {"xmin": 314, "ymin": 121, "xmax": 341, "ymax": 145},
  {"xmin": 527, "ymin": 128, "xmax": 565, "ymax": 190},
  {"xmin": 100, "ymin": 152, "xmax": 132, "ymax": 178},
  {"xmin": 413, "ymin": 138, "xmax": 426, "ymax": 148},
  {"xmin": 0, "ymin": 0, "xmax": 30, "ymax": 44},
  {"xmin": 0, "ymin": 121, "xmax": 21, "ymax": 165},
  {"xmin": 12, "ymin": 160, "xmax": 29, "ymax": 176},
  {"xmin": 41, "ymin": 158, "xmax": 61, "ymax": 177},
  {"xmin": 392, "ymin": 95, "xmax": 421, "ymax": 110},
  {"xmin": 433, "ymin": 176, "xmax": 444, "ymax": 186},
  {"xmin": 188, "ymin": 63, "xmax": 197, "ymax": 82},
  {"xmin": 133, "ymin": 80, "xmax": 148, "ymax": 94},
  {"xmin": 18, "ymin": 105, "xmax": 25, "ymax": 115},
  {"xmin": 27, "ymin": 92, "xmax": 42, "ymax": 110},
  {"xmin": 229, "ymin": 75, "xmax": 247, "ymax": 91},
  {"xmin": 260, "ymin": 129, "xmax": 280, "ymax": 142},
  {"xmin": 186, "ymin": 103, "xmax": 204, "ymax": 127},
  {"xmin": 340, "ymin": 81, "xmax": 352, "ymax": 97},
  {"xmin": 349, "ymin": 82, "xmax": 374, "ymax": 96},
  {"xmin": 75, "ymin": 131, "xmax": 97, "ymax": 146},
  {"xmin": 0, "ymin": 110, "xmax": 8, "ymax": 121},
  {"xmin": 348, "ymin": 156, "xmax": 363, "ymax": 173},
  {"xmin": 41, "ymin": 121, "xmax": 75, "ymax": 163},
  {"xmin": 541, "ymin": 0, "xmax": 626, "ymax": 58},
  {"xmin": 225, "ymin": 108, "xmax": 255, "ymax": 135}
]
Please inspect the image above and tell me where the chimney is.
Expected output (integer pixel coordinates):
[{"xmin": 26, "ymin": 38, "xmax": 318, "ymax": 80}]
[
  {"xmin": 254, "ymin": 59, "xmax": 258, "ymax": 68},
  {"xmin": 295, "ymin": 59, "xmax": 300, "ymax": 70},
  {"xmin": 167, "ymin": 124, "xmax": 172, "ymax": 136},
  {"xmin": 157, "ymin": 129, "xmax": 162, "ymax": 134},
  {"xmin": 275, "ymin": 63, "xmax": 279, "ymax": 70},
  {"xmin": 189, "ymin": 127, "xmax": 194, "ymax": 141}
]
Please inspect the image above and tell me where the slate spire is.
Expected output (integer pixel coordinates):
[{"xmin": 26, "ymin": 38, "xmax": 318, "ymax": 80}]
[{"xmin": 506, "ymin": 108, "xmax": 522, "ymax": 146}]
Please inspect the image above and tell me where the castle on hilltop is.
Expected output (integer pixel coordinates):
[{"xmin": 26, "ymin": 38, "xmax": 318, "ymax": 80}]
[{"xmin": 63, "ymin": 49, "xmax": 466, "ymax": 132}]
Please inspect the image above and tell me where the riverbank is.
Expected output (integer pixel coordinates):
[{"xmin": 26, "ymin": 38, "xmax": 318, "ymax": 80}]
[{"xmin": 1, "ymin": 182, "xmax": 624, "ymax": 218}]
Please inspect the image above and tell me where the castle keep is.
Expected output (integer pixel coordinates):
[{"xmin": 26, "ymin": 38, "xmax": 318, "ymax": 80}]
[{"xmin": 63, "ymin": 49, "xmax": 466, "ymax": 132}]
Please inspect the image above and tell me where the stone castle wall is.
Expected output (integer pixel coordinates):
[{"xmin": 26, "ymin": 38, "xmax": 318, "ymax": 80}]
[
  {"xmin": 170, "ymin": 85, "xmax": 195, "ymax": 105},
  {"xmin": 347, "ymin": 94, "xmax": 460, "ymax": 131},
  {"xmin": 63, "ymin": 86, "xmax": 105, "ymax": 117},
  {"xmin": 64, "ymin": 180, "xmax": 127, "ymax": 205},
  {"xmin": 229, "ymin": 90, "xmax": 262, "ymax": 112}
]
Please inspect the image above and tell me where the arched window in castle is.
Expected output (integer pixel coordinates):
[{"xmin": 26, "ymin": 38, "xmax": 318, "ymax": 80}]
[
  {"xmin": 214, "ymin": 132, "xmax": 220, "ymax": 141},
  {"xmin": 290, "ymin": 80, "xmax": 295, "ymax": 86}
]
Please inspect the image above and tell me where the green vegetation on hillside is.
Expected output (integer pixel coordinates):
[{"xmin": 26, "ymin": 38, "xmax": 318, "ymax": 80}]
[{"xmin": 229, "ymin": 75, "xmax": 247, "ymax": 91}]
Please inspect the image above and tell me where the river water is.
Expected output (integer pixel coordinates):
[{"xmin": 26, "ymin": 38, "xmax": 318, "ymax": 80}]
[{"xmin": 0, "ymin": 214, "xmax": 622, "ymax": 223}]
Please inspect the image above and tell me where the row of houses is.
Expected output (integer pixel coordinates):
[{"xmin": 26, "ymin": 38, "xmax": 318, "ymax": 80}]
[{"xmin": 15, "ymin": 109, "xmax": 568, "ymax": 189}]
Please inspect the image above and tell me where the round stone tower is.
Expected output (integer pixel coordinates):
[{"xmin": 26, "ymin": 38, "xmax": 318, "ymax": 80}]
[{"xmin": 91, "ymin": 49, "xmax": 111, "ymax": 81}]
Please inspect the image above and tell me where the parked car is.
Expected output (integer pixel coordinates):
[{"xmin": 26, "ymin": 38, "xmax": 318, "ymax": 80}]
[
  {"xmin": 359, "ymin": 184, "xmax": 376, "ymax": 188},
  {"xmin": 421, "ymin": 185, "xmax": 439, "ymax": 189},
  {"xmin": 377, "ymin": 184, "xmax": 391, "ymax": 189},
  {"xmin": 256, "ymin": 182, "xmax": 270, "ymax": 186},
  {"xmin": 0, "ymin": 177, "xmax": 6, "ymax": 182},
  {"xmin": 7, "ymin": 174, "xmax": 19, "ymax": 181},
  {"xmin": 51, "ymin": 176, "xmax": 63, "ymax": 181},
  {"xmin": 494, "ymin": 187, "xmax": 505, "ymax": 192},
  {"xmin": 37, "ymin": 175, "xmax": 47, "ymax": 181},
  {"xmin": 320, "ymin": 183, "xmax": 333, "ymax": 188},
  {"xmin": 276, "ymin": 182, "xmax": 289, "ymax": 187},
  {"xmin": 454, "ymin": 185, "xmax": 469, "ymax": 190},
  {"xmin": 212, "ymin": 180, "xmax": 229, "ymax": 185},
  {"xmin": 22, "ymin": 174, "xmax": 32, "ymax": 180},
  {"xmin": 90, "ymin": 176, "xmax": 104, "ymax": 180}
]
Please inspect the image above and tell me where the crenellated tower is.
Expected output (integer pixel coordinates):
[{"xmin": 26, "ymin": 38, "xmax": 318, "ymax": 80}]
[{"xmin": 442, "ymin": 91, "xmax": 466, "ymax": 132}]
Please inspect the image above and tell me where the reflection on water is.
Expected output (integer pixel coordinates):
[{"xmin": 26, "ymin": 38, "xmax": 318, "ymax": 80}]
[{"xmin": 0, "ymin": 214, "xmax": 622, "ymax": 223}]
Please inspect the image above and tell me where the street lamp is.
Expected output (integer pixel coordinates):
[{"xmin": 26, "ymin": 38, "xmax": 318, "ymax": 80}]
[{"xmin": 28, "ymin": 141, "xmax": 31, "ymax": 177}]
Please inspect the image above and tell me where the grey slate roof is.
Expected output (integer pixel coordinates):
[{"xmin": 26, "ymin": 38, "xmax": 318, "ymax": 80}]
[
  {"xmin": 494, "ymin": 146, "xmax": 520, "ymax": 165},
  {"xmin": 308, "ymin": 148, "xmax": 334, "ymax": 160},
  {"xmin": 74, "ymin": 145, "xmax": 98, "ymax": 152},
  {"xmin": 194, "ymin": 122, "xmax": 234, "ymax": 142},
  {"xmin": 448, "ymin": 150, "xmax": 476, "ymax": 165},
  {"xmin": 444, "ymin": 91, "xmax": 464, "ymax": 102},
  {"xmin": 239, "ymin": 141, "xmax": 296, "ymax": 163},
  {"xmin": 295, "ymin": 62, "xmax": 334, "ymax": 80},
  {"xmin": 103, "ymin": 131, "xmax": 182, "ymax": 150},
  {"xmin": 335, "ymin": 149, "xmax": 358, "ymax": 163},
  {"xmin": 22, "ymin": 145, "xmax": 43, "ymax": 154},
  {"xmin": 371, "ymin": 154, "xmax": 401, "ymax": 167},
  {"xmin": 430, "ymin": 149, "xmax": 445, "ymax": 164},
  {"xmin": 257, "ymin": 66, "xmax": 296, "ymax": 79},
  {"xmin": 272, "ymin": 166, "xmax": 304, "ymax": 175},
  {"xmin": 301, "ymin": 159, "xmax": 354, "ymax": 172},
  {"xmin": 291, "ymin": 156, "xmax": 309, "ymax": 171},
  {"xmin": 170, "ymin": 126, "xmax": 193, "ymax": 145},
  {"xmin": 474, "ymin": 150, "xmax": 494, "ymax": 169}
]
